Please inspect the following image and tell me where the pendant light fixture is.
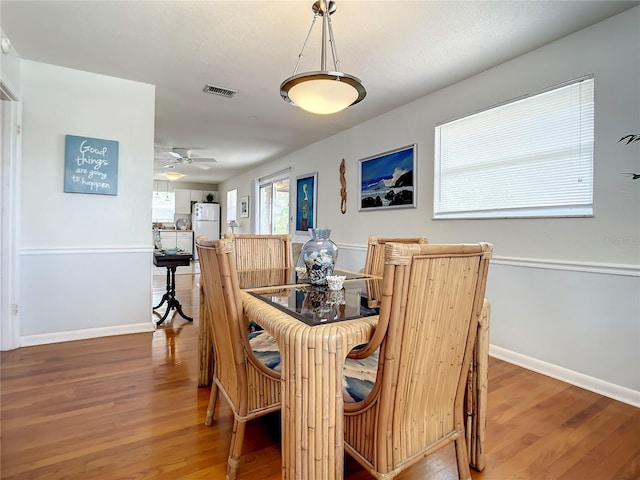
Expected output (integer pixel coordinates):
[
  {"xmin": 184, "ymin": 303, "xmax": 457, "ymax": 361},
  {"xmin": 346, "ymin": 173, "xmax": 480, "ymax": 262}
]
[
  {"xmin": 163, "ymin": 171, "xmax": 186, "ymax": 181},
  {"xmin": 280, "ymin": 0, "xmax": 366, "ymax": 115}
]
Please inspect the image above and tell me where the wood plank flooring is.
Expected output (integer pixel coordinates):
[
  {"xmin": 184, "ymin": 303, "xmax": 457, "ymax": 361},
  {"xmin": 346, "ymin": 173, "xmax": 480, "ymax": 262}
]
[{"xmin": 1, "ymin": 272, "xmax": 639, "ymax": 479}]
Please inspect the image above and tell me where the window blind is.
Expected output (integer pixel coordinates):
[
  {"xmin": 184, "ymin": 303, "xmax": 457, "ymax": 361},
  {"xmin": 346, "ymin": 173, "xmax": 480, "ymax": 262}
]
[{"xmin": 434, "ymin": 76, "xmax": 594, "ymax": 219}]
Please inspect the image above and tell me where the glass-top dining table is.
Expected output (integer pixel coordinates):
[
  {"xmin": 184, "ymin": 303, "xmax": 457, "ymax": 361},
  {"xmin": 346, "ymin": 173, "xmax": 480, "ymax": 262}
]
[
  {"xmin": 197, "ymin": 268, "xmax": 366, "ymax": 379},
  {"xmin": 196, "ymin": 267, "xmax": 488, "ymax": 478},
  {"xmin": 246, "ymin": 278, "xmax": 381, "ymax": 326}
]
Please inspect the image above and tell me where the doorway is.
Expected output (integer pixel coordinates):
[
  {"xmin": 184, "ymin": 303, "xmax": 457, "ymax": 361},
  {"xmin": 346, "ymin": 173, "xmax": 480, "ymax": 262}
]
[{"xmin": 1, "ymin": 83, "xmax": 21, "ymax": 350}]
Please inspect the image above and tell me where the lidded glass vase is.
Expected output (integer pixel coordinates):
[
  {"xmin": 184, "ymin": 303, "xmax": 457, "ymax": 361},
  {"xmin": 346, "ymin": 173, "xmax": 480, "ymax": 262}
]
[{"xmin": 302, "ymin": 228, "xmax": 338, "ymax": 285}]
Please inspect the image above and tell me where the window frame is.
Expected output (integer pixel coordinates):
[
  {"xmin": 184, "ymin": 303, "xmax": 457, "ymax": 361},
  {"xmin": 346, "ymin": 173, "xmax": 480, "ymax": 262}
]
[
  {"xmin": 226, "ymin": 189, "xmax": 238, "ymax": 223},
  {"xmin": 433, "ymin": 75, "xmax": 595, "ymax": 220},
  {"xmin": 257, "ymin": 170, "xmax": 290, "ymax": 235},
  {"xmin": 151, "ymin": 191, "xmax": 175, "ymax": 223}
]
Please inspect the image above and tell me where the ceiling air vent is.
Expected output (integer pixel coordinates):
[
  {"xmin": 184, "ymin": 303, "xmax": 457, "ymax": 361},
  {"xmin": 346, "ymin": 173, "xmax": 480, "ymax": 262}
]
[{"xmin": 202, "ymin": 84, "xmax": 237, "ymax": 98}]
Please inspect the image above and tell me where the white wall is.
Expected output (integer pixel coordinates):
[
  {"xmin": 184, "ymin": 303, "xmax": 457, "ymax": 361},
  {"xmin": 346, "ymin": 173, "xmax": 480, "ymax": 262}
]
[
  {"xmin": 20, "ymin": 61, "xmax": 156, "ymax": 344},
  {"xmin": 222, "ymin": 8, "xmax": 640, "ymax": 405}
]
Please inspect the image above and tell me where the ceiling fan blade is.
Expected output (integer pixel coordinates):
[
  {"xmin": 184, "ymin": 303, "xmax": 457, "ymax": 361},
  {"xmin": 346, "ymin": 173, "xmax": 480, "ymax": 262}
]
[
  {"xmin": 192, "ymin": 163, "xmax": 211, "ymax": 170},
  {"xmin": 190, "ymin": 157, "xmax": 217, "ymax": 163},
  {"xmin": 168, "ymin": 151, "xmax": 182, "ymax": 159}
]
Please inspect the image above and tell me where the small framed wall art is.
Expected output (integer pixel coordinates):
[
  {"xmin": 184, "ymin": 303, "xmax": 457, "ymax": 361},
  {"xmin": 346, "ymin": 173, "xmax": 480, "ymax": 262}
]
[
  {"xmin": 296, "ymin": 172, "xmax": 317, "ymax": 234},
  {"xmin": 358, "ymin": 144, "xmax": 417, "ymax": 211},
  {"xmin": 240, "ymin": 196, "xmax": 250, "ymax": 218}
]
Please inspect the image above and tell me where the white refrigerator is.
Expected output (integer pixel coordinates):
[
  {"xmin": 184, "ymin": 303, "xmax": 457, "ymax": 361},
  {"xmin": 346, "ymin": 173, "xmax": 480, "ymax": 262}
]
[{"xmin": 192, "ymin": 203, "xmax": 220, "ymax": 260}]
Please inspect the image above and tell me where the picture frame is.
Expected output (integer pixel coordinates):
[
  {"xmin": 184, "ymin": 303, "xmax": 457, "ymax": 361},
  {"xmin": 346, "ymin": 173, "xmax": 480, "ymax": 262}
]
[
  {"xmin": 64, "ymin": 134, "xmax": 119, "ymax": 196},
  {"xmin": 358, "ymin": 144, "xmax": 417, "ymax": 211},
  {"xmin": 295, "ymin": 172, "xmax": 317, "ymax": 234},
  {"xmin": 240, "ymin": 196, "xmax": 249, "ymax": 218}
]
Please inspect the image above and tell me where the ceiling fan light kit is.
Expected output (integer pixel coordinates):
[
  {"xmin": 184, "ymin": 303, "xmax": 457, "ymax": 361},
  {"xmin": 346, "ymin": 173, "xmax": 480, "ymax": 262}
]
[
  {"xmin": 163, "ymin": 171, "xmax": 186, "ymax": 181},
  {"xmin": 280, "ymin": 0, "xmax": 366, "ymax": 115}
]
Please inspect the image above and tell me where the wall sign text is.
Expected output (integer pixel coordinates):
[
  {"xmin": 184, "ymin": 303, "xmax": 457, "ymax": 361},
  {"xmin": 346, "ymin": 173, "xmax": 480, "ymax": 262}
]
[{"xmin": 64, "ymin": 134, "xmax": 119, "ymax": 195}]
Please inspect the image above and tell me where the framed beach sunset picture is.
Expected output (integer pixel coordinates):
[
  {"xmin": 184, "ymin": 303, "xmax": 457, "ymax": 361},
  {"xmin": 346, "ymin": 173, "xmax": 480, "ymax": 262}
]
[{"xmin": 358, "ymin": 144, "xmax": 417, "ymax": 211}]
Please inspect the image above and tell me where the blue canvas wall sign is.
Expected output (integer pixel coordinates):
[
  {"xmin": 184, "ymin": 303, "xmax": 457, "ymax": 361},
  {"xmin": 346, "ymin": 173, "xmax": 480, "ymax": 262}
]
[{"xmin": 64, "ymin": 134, "xmax": 119, "ymax": 195}]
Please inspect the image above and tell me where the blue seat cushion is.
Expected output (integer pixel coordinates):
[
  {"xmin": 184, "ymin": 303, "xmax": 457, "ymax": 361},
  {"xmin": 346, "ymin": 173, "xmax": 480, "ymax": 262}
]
[
  {"xmin": 342, "ymin": 350, "xmax": 378, "ymax": 403},
  {"xmin": 248, "ymin": 330, "xmax": 378, "ymax": 403},
  {"xmin": 248, "ymin": 330, "xmax": 281, "ymax": 371}
]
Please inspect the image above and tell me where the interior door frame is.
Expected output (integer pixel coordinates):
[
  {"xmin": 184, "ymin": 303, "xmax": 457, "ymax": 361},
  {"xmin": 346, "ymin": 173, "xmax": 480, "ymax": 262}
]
[{"xmin": 1, "ymin": 80, "xmax": 21, "ymax": 350}]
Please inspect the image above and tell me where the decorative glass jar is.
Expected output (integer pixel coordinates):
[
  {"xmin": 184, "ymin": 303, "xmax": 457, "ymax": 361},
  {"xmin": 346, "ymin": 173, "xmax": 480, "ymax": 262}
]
[
  {"xmin": 302, "ymin": 228, "xmax": 338, "ymax": 285},
  {"xmin": 301, "ymin": 287, "xmax": 338, "ymax": 323}
]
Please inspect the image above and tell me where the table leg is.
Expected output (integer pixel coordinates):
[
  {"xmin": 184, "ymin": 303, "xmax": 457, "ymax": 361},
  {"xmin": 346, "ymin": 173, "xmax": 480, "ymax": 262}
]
[
  {"xmin": 279, "ymin": 325, "xmax": 346, "ymax": 480},
  {"xmin": 154, "ymin": 266, "xmax": 193, "ymax": 327},
  {"xmin": 240, "ymin": 289, "xmax": 376, "ymax": 480},
  {"xmin": 155, "ymin": 301, "xmax": 173, "ymax": 325},
  {"xmin": 153, "ymin": 268, "xmax": 172, "ymax": 309},
  {"xmin": 171, "ymin": 298, "xmax": 193, "ymax": 322}
]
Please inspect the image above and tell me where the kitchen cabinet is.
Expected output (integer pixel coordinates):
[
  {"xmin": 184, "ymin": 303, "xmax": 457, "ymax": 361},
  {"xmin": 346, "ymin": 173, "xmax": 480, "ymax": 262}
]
[
  {"xmin": 174, "ymin": 189, "xmax": 219, "ymax": 214},
  {"xmin": 176, "ymin": 231, "xmax": 194, "ymax": 254},
  {"xmin": 190, "ymin": 190, "xmax": 203, "ymax": 202},
  {"xmin": 157, "ymin": 230, "xmax": 194, "ymax": 254},
  {"xmin": 175, "ymin": 189, "xmax": 192, "ymax": 214},
  {"xmin": 159, "ymin": 231, "xmax": 177, "ymax": 250}
]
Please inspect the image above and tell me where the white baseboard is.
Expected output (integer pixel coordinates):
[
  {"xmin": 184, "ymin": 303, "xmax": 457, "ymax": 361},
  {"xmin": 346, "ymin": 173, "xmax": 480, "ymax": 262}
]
[
  {"xmin": 21, "ymin": 322, "xmax": 155, "ymax": 347},
  {"xmin": 490, "ymin": 345, "xmax": 640, "ymax": 408}
]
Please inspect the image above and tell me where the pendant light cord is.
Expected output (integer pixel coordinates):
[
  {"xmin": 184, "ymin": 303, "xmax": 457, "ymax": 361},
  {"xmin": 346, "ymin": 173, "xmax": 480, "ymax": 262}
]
[
  {"xmin": 292, "ymin": 14, "xmax": 319, "ymax": 76},
  {"xmin": 326, "ymin": 9, "xmax": 341, "ymax": 72},
  {"xmin": 291, "ymin": 0, "xmax": 342, "ymax": 76}
]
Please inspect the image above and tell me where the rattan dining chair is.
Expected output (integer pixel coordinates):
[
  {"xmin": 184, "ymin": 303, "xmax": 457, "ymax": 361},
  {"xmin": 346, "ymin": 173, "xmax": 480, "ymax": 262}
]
[
  {"xmin": 223, "ymin": 233, "xmax": 294, "ymax": 269},
  {"xmin": 358, "ymin": 236, "xmax": 429, "ymax": 313},
  {"xmin": 197, "ymin": 234, "xmax": 293, "ymax": 387},
  {"xmin": 344, "ymin": 242, "xmax": 492, "ymax": 480},
  {"xmin": 196, "ymin": 237, "xmax": 281, "ymax": 480},
  {"xmin": 350, "ymin": 236, "xmax": 490, "ymax": 469},
  {"xmin": 362, "ymin": 236, "xmax": 428, "ymax": 276}
]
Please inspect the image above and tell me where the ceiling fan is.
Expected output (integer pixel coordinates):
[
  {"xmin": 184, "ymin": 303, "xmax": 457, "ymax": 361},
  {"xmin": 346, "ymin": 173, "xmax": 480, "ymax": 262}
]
[{"xmin": 163, "ymin": 148, "xmax": 216, "ymax": 170}]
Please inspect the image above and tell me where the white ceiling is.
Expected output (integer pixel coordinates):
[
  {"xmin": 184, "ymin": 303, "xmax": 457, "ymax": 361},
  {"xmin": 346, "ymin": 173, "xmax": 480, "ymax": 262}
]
[{"xmin": 1, "ymin": 0, "xmax": 637, "ymax": 185}]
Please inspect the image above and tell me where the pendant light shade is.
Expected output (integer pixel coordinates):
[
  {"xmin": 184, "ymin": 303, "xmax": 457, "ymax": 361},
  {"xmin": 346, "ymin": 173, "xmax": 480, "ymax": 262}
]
[
  {"xmin": 282, "ymin": 71, "xmax": 365, "ymax": 115},
  {"xmin": 280, "ymin": 0, "xmax": 366, "ymax": 114}
]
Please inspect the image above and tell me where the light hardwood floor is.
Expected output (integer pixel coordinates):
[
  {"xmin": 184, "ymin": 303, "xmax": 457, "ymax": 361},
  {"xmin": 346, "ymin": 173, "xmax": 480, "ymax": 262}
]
[{"xmin": 1, "ymin": 273, "xmax": 639, "ymax": 479}]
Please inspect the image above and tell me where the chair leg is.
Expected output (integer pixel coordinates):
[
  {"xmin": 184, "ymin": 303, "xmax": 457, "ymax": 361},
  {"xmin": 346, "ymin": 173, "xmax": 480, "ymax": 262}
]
[
  {"xmin": 226, "ymin": 418, "xmax": 247, "ymax": 480},
  {"xmin": 454, "ymin": 436, "xmax": 472, "ymax": 480},
  {"xmin": 204, "ymin": 382, "xmax": 218, "ymax": 426}
]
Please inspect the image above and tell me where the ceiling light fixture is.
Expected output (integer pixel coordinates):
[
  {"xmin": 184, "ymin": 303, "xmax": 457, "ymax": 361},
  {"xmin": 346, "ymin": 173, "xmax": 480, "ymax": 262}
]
[
  {"xmin": 163, "ymin": 172, "xmax": 186, "ymax": 181},
  {"xmin": 280, "ymin": 0, "xmax": 366, "ymax": 115}
]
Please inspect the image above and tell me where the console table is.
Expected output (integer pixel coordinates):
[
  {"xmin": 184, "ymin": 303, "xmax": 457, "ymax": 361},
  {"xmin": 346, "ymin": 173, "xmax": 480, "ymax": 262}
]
[{"xmin": 153, "ymin": 251, "xmax": 193, "ymax": 326}]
